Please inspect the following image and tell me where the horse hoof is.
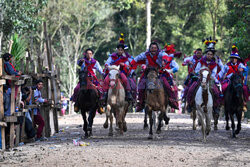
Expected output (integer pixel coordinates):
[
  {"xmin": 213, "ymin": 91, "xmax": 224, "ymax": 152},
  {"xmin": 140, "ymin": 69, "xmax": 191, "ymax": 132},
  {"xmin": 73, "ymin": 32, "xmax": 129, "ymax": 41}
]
[
  {"xmin": 206, "ymin": 131, "xmax": 210, "ymax": 136},
  {"xmin": 148, "ymin": 135, "xmax": 153, "ymax": 140},
  {"xmin": 87, "ymin": 127, "xmax": 92, "ymax": 131},
  {"xmin": 115, "ymin": 127, "xmax": 120, "ymax": 131},
  {"xmin": 232, "ymin": 133, "xmax": 236, "ymax": 138},
  {"xmin": 235, "ymin": 130, "xmax": 240, "ymax": 135},
  {"xmin": 103, "ymin": 123, "xmax": 108, "ymax": 129},
  {"xmin": 156, "ymin": 130, "xmax": 161, "ymax": 134},
  {"xmin": 123, "ymin": 126, "xmax": 127, "ymax": 132},
  {"xmin": 226, "ymin": 126, "xmax": 230, "ymax": 131},
  {"xmin": 214, "ymin": 126, "xmax": 218, "ymax": 131},
  {"xmin": 143, "ymin": 124, "xmax": 148, "ymax": 130},
  {"xmin": 108, "ymin": 132, "xmax": 113, "ymax": 136}
]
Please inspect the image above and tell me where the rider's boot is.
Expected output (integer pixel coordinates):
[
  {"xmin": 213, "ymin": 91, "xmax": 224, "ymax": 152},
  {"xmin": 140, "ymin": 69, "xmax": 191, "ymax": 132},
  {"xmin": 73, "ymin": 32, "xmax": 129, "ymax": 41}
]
[
  {"xmin": 243, "ymin": 101, "xmax": 247, "ymax": 112},
  {"xmin": 74, "ymin": 103, "xmax": 79, "ymax": 113}
]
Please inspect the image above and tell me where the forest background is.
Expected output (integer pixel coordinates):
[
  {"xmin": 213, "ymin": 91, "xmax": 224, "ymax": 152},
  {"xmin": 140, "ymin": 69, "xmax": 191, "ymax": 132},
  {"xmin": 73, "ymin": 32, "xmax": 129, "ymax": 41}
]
[{"xmin": 0, "ymin": 0, "xmax": 249, "ymax": 98}]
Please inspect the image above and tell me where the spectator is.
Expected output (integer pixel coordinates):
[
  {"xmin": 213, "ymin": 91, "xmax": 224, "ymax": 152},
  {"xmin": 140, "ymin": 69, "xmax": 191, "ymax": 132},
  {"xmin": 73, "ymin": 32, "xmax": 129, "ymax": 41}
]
[
  {"xmin": 2, "ymin": 53, "xmax": 22, "ymax": 98},
  {"xmin": 21, "ymin": 86, "xmax": 36, "ymax": 140},
  {"xmin": 33, "ymin": 80, "xmax": 48, "ymax": 141}
]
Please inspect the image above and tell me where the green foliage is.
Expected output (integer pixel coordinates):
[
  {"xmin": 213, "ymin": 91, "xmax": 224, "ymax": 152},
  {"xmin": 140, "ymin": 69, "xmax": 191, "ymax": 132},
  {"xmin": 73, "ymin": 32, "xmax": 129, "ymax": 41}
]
[
  {"xmin": 1, "ymin": 0, "xmax": 47, "ymax": 37},
  {"xmin": 10, "ymin": 34, "xmax": 27, "ymax": 68},
  {"xmin": 224, "ymin": 0, "xmax": 250, "ymax": 59}
]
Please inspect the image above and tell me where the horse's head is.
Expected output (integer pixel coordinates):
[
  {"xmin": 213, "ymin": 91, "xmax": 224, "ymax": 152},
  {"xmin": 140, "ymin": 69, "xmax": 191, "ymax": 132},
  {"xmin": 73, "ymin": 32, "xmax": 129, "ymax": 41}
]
[
  {"xmin": 108, "ymin": 65, "xmax": 120, "ymax": 89},
  {"xmin": 145, "ymin": 67, "xmax": 158, "ymax": 91},
  {"xmin": 230, "ymin": 73, "xmax": 243, "ymax": 98},
  {"xmin": 199, "ymin": 67, "xmax": 211, "ymax": 90},
  {"xmin": 79, "ymin": 67, "xmax": 88, "ymax": 87}
]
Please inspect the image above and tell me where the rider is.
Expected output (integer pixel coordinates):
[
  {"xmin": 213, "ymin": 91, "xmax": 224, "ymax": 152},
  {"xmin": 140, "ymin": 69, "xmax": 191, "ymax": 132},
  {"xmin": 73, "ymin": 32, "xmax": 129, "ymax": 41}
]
[
  {"xmin": 186, "ymin": 38, "xmax": 220, "ymax": 113},
  {"xmin": 72, "ymin": 48, "xmax": 104, "ymax": 112},
  {"xmin": 181, "ymin": 48, "xmax": 203, "ymax": 107},
  {"xmin": 218, "ymin": 44, "xmax": 248, "ymax": 111},
  {"xmin": 159, "ymin": 43, "xmax": 180, "ymax": 109},
  {"xmin": 130, "ymin": 42, "xmax": 177, "ymax": 112},
  {"xmin": 100, "ymin": 34, "xmax": 133, "ymax": 102}
]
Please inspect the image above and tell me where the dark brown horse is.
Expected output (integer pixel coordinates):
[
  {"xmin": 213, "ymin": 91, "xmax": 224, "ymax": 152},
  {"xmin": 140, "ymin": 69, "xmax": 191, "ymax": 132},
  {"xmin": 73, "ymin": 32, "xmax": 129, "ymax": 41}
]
[
  {"xmin": 144, "ymin": 67, "xmax": 169, "ymax": 139},
  {"xmin": 224, "ymin": 73, "xmax": 244, "ymax": 138},
  {"xmin": 76, "ymin": 67, "xmax": 99, "ymax": 138}
]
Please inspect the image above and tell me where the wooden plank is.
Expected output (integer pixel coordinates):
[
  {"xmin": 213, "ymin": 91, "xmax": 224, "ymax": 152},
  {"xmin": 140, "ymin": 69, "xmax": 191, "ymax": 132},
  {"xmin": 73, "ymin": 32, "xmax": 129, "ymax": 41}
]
[
  {"xmin": 14, "ymin": 112, "xmax": 24, "ymax": 117},
  {"xmin": 0, "ymin": 58, "xmax": 5, "ymax": 150},
  {"xmin": 4, "ymin": 116, "xmax": 17, "ymax": 122},
  {"xmin": 21, "ymin": 116, "xmax": 26, "ymax": 143},
  {"xmin": 1, "ymin": 75, "xmax": 18, "ymax": 81},
  {"xmin": 15, "ymin": 124, "xmax": 20, "ymax": 147},
  {"xmin": 24, "ymin": 105, "xmax": 40, "ymax": 109},
  {"xmin": 0, "ymin": 121, "xmax": 7, "ymax": 127},
  {"xmin": 14, "ymin": 80, "xmax": 25, "ymax": 85},
  {"xmin": 0, "ymin": 79, "xmax": 6, "ymax": 85},
  {"xmin": 9, "ymin": 83, "xmax": 16, "ymax": 148}
]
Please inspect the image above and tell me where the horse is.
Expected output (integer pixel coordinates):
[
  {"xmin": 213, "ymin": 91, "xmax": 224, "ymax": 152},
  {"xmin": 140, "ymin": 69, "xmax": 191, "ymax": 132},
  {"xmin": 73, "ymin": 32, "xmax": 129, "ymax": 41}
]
[
  {"xmin": 103, "ymin": 65, "xmax": 129, "ymax": 136},
  {"xmin": 77, "ymin": 66, "xmax": 99, "ymax": 138},
  {"xmin": 224, "ymin": 73, "xmax": 244, "ymax": 138},
  {"xmin": 144, "ymin": 67, "xmax": 169, "ymax": 139},
  {"xmin": 195, "ymin": 67, "xmax": 213, "ymax": 142}
]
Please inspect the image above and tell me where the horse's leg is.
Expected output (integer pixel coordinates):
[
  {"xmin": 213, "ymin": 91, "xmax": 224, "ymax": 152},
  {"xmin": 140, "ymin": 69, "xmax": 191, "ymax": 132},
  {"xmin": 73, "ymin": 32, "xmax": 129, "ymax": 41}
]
[
  {"xmin": 205, "ymin": 107, "xmax": 212, "ymax": 136},
  {"xmin": 123, "ymin": 104, "xmax": 128, "ymax": 132},
  {"xmin": 103, "ymin": 108, "xmax": 109, "ymax": 129},
  {"xmin": 230, "ymin": 113, "xmax": 236, "ymax": 138},
  {"xmin": 152, "ymin": 111, "xmax": 156, "ymax": 129},
  {"xmin": 118, "ymin": 107, "xmax": 124, "ymax": 135},
  {"xmin": 235, "ymin": 110, "xmax": 242, "ymax": 135},
  {"xmin": 143, "ymin": 109, "xmax": 148, "ymax": 129},
  {"xmin": 163, "ymin": 112, "xmax": 170, "ymax": 125},
  {"xmin": 213, "ymin": 108, "xmax": 219, "ymax": 131},
  {"xmin": 156, "ymin": 111, "xmax": 164, "ymax": 134},
  {"xmin": 225, "ymin": 107, "xmax": 230, "ymax": 130},
  {"xmin": 107, "ymin": 105, "xmax": 113, "ymax": 136},
  {"xmin": 197, "ymin": 108, "xmax": 206, "ymax": 142},
  {"xmin": 87, "ymin": 107, "xmax": 96, "ymax": 133},
  {"xmin": 81, "ymin": 111, "xmax": 88, "ymax": 138},
  {"xmin": 192, "ymin": 109, "xmax": 197, "ymax": 130},
  {"xmin": 147, "ymin": 106, "xmax": 153, "ymax": 139}
]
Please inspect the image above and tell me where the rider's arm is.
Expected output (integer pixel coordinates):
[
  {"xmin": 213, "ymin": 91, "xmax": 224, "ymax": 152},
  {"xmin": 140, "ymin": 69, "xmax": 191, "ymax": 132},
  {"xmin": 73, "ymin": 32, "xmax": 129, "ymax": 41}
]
[
  {"xmin": 218, "ymin": 58, "xmax": 224, "ymax": 70},
  {"xmin": 105, "ymin": 56, "xmax": 113, "ymax": 66},
  {"xmin": 211, "ymin": 66, "xmax": 219, "ymax": 83},
  {"xmin": 170, "ymin": 60, "xmax": 179, "ymax": 73},
  {"xmin": 183, "ymin": 56, "xmax": 193, "ymax": 66},
  {"xmin": 194, "ymin": 62, "xmax": 201, "ymax": 74},
  {"xmin": 238, "ymin": 63, "xmax": 247, "ymax": 72},
  {"xmin": 95, "ymin": 61, "xmax": 104, "ymax": 75},
  {"xmin": 218, "ymin": 65, "xmax": 228, "ymax": 81}
]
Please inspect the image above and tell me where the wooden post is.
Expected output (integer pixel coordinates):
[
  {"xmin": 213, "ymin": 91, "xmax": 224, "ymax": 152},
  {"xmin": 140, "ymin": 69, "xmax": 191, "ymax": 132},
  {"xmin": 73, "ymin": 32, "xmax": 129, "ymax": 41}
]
[
  {"xmin": 14, "ymin": 83, "xmax": 21, "ymax": 146},
  {"xmin": 0, "ymin": 58, "xmax": 6, "ymax": 150},
  {"xmin": 9, "ymin": 81, "xmax": 15, "ymax": 148},
  {"xmin": 44, "ymin": 22, "xmax": 58, "ymax": 135}
]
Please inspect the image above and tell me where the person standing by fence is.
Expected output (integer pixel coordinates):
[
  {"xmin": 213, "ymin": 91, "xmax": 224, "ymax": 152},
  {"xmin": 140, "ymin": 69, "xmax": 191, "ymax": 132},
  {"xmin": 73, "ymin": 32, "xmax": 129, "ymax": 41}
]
[{"xmin": 33, "ymin": 80, "xmax": 48, "ymax": 141}]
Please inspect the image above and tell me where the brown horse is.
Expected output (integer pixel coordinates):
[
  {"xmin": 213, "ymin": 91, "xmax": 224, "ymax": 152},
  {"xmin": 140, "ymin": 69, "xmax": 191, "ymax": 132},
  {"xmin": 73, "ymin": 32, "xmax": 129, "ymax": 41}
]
[
  {"xmin": 103, "ymin": 65, "xmax": 129, "ymax": 136},
  {"xmin": 144, "ymin": 67, "xmax": 168, "ymax": 139}
]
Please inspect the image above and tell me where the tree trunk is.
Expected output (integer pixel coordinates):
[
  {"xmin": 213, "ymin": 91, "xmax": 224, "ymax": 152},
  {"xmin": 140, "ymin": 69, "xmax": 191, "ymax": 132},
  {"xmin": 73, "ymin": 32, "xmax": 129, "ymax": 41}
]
[{"xmin": 146, "ymin": 0, "xmax": 151, "ymax": 49}]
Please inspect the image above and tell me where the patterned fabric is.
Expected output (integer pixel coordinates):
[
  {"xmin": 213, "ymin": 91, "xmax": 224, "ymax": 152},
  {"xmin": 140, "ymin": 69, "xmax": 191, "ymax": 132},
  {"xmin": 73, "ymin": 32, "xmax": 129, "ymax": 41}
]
[{"xmin": 187, "ymin": 81, "xmax": 200, "ymax": 105}]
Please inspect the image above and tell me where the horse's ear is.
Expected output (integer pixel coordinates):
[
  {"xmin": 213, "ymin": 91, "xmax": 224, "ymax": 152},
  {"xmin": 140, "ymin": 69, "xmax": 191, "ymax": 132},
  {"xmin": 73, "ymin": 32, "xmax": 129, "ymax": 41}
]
[{"xmin": 117, "ymin": 65, "xmax": 120, "ymax": 70}]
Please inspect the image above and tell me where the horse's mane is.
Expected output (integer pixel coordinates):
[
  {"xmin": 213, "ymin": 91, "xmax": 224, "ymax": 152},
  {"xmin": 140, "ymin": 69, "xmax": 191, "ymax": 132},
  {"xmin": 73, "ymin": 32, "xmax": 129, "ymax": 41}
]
[{"xmin": 144, "ymin": 67, "xmax": 158, "ymax": 77}]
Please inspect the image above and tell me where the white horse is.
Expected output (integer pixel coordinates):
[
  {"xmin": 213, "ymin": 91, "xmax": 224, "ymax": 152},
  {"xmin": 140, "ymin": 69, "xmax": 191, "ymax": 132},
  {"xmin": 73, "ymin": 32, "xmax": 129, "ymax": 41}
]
[
  {"xmin": 103, "ymin": 65, "xmax": 129, "ymax": 136},
  {"xmin": 195, "ymin": 67, "xmax": 213, "ymax": 142}
]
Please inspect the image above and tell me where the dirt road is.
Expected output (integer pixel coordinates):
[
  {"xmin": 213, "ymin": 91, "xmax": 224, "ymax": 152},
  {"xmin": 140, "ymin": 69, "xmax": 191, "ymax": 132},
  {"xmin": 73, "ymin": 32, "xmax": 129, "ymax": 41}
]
[{"xmin": 1, "ymin": 113, "xmax": 250, "ymax": 167}]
